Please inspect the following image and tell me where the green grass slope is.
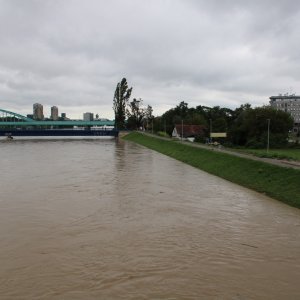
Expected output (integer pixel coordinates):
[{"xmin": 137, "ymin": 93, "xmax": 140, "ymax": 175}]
[
  {"xmin": 239, "ymin": 149, "xmax": 300, "ymax": 161},
  {"xmin": 123, "ymin": 132, "xmax": 300, "ymax": 209}
]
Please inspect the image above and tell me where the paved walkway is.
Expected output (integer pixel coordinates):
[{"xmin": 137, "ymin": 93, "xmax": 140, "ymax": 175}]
[{"xmin": 140, "ymin": 132, "xmax": 300, "ymax": 170}]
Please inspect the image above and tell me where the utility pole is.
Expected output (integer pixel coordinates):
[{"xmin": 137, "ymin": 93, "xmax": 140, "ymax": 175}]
[
  {"xmin": 181, "ymin": 119, "xmax": 183, "ymax": 142},
  {"xmin": 209, "ymin": 119, "xmax": 212, "ymax": 143},
  {"xmin": 267, "ymin": 119, "xmax": 270, "ymax": 153},
  {"xmin": 152, "ymin": 119, "xmax": 153, "ymax": 134}
]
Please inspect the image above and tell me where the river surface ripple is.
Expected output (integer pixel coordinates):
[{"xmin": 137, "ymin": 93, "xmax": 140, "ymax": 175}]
[{"xmin": 0, "ymin": 139, "xmax": 299, "ymax": 299}]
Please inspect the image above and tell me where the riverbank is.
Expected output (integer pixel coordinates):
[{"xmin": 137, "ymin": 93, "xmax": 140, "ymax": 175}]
[
  {"xmin": 123, "ymin": 132, "xmax": 300, "ymax": 209},
  {"xmin": 236, "ymin": 148, "xmax": 300, "ymax": 162}
]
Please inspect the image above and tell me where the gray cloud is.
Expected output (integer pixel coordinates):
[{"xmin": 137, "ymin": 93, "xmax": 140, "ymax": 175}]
[{"xmin": 0, "ymin": 0, "xmax": 300, "ymax": 118}]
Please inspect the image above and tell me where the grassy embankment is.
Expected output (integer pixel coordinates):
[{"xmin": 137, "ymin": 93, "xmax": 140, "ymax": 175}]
[
  {"xmin": 123, "ymin": 132, "xmax": 300, "ymax": 209},
  {"xmin": 237, "ymin": 148, "xmax": 300, "ymax": 161}
]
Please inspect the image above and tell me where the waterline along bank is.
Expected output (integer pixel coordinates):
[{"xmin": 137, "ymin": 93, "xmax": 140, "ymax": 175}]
[{"xmin": 123, "ymin": 132, "xmax": 300, "ymax": 209}]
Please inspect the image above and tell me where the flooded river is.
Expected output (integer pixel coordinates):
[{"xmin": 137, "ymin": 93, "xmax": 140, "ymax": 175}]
[{"xmin": 0, "ymin": 139, "xmax": 299, "ymax": 299}]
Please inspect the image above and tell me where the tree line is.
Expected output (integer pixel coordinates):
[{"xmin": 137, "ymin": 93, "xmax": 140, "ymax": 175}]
[
  {"xmin": 155, "ymin": 101, "xmax": 293, "ymax": 147},
  {"xmin": 113, "ymin": 78, "xmax": 294, "ymax": 148}
]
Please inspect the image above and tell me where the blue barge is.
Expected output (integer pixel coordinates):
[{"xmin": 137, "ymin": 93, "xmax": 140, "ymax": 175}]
[{"xmin": 0, "ymin": 129, "xmax": 119, "ymax": 138}]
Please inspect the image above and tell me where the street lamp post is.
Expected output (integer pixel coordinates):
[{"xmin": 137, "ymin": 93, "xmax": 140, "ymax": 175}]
[{"xmin": 267, "ymin": 119, "xmax": 270, "ymax": 153}]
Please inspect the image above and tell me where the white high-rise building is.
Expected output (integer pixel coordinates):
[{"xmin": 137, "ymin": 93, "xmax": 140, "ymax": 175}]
[
  {"xmin": 33, "ymin": 103, "xmax": 44, "ymax": 120},
  {"xmin": 270, "ymin": 94, "xmax": 300, "ymax": 123},
  {"xmin": 51, "ymin": 106, "xmax": 58, "ymax": 120},
  {"xmin": 270, "ymin": 94, "xmax": 300, "ymax": 132}
]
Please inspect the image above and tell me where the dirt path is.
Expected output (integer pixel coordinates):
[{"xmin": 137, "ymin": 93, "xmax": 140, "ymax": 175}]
[{"xmin": 139, "ymin": 132, "xmax": 300, "ymax": 170}]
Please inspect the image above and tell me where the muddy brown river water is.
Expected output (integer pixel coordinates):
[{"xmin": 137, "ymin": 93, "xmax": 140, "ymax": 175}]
[{"xmin": 0, "ymin": 138, "xmax": 299, "ymax": 299}]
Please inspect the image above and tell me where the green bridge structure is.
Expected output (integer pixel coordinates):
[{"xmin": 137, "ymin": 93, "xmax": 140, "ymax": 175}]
[
  {"xmin": 0, "ymin": 108, "xmax": 115, "ymax": 127},
  {"xmin": 0, "ymin": 108, "xmax": 118, "ymax": 138}
]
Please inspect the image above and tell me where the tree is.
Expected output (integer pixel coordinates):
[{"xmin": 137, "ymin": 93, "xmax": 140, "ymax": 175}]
[
  {"xmin": 161, "ymin": 101, "xmax": 209, "ymax": 135},
  {"xmin": 144, "ymin": 105, "xmax": 153, "ymax": 131},
  {"xmin": 174, "ymin": 101, "xmax": 189, "ymax": 118},
  {"xmin": 126, "ymin": 98, "xmax": 146, "ymax": 130},
  {"xmin": 145, "ymin": 105, "xmax": 153, "ymax": 121},
  {"xmin": 229, "ymin": 106, "xmax": 293, "ymax": 148},
  {"xmin": 113, "ymin": 78, "xmax": 132, "ymax": 129},
  {"xmin": 212, "ymin": 117, "xmax": 227, "ymax": 132}
]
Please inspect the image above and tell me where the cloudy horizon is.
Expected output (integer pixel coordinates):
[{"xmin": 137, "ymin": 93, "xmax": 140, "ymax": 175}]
[{"xmin": 1, "ymin": 0, "xmax": 300, "ymax": 119}]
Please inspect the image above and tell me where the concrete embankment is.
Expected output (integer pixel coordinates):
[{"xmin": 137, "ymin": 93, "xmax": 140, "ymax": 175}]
[{"xmin": 123, "ymin": 132, "xmax": 300, "ymax": 209}]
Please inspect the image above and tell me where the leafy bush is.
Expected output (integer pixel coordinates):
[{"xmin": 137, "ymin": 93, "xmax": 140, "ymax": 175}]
[{"xmin": 157, "ymin": 131, "xmax": 169, "ymax": 138}]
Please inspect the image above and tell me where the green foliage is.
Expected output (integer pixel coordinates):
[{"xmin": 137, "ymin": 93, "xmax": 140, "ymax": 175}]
[
  {"xmin": 229, "ymin": 106, "xmax": 293, "ymax": 147},
  {"xmin": 155, "ymin": 101, "xmax": 292, "ymax": 148},
  {"xmin": 239, "ymin": 148, "xmax": 300, "ymax": 161},
  {"xmin": 113, "ymin": 78, "xmax": 132, "ymax": 129},
  {"xmin": 145, "ymin": 105, "xmax": 153, "ymax": 121},
  {"xmin": 157, "ymin": 131, "xmax": 169, "ymax": 137},
  {"xmin": 126, "ymin": 98, "xmax": 145, "ymax": 130},
  {"xmin": 145, "ymin": 99, "xmax": 292, "ymax": 148},
  {"xmin": 158, "ymin": 101, "xmax": 234, "ymax": 136},
  {"xmin": 194, "ymin": 135, "xmax": 207, "ymax": 143},
  {"xmin": 124, "ymin": 132, "xmax": 300, "ymax": 209}
]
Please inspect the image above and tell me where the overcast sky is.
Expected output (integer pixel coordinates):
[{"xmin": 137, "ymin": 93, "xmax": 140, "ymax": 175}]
[{"xmin": 0, "ymin": 0, "xmax": 300, "ymax": 119}]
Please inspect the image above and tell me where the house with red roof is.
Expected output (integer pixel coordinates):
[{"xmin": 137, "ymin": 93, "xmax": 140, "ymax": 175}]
[{"xmin": 172, "ymin": 124, "xmax": 206, "ymax": 141}]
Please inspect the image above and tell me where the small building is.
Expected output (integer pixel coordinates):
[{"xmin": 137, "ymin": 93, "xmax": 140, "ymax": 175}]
[{"xmin": 172, "ymin": 124, "xmax": 206, "ymax": 142}]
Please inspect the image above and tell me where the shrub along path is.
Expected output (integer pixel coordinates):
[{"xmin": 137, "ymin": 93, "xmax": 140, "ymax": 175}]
[{"xmin": 123, "ymin": 132, "xmax": 300, "ymax": 209}]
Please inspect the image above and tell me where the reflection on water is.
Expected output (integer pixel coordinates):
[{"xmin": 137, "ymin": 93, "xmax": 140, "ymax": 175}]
[{"xmin": 0, "ymin": 139, "xmax": 300, "ymax": 299}]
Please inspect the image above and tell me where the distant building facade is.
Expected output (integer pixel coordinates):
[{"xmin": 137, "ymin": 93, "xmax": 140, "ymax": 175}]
[
  {"xmin": 269, "ymin": 94, "xmax": 300, "ymax": 131},
  {"xmin": 83, "ymin": 112, "xmax": 94, "ymax": 121},
  {"xmin": 33, "ymin": 103, "xmax": 44, "ymax": 120},
  {"xmin": 51, "ymin": 106, "xmax": 58, "ymax": 120}
]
